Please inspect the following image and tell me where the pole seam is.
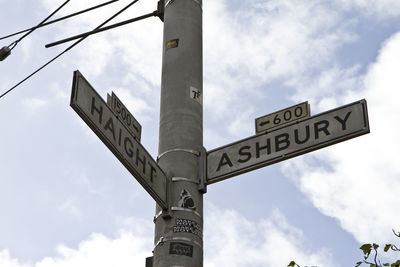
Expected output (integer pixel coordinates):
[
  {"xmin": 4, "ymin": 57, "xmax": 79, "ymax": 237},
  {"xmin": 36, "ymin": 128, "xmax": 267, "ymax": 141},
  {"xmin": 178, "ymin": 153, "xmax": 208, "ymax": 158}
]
[
  {"xmin": 171, "ymin": 177, "xmax": 200, "ymax": 184},
  {"xmin": 170, "ymin": 207, "xmax": 202, "ymax": 218},
  {"xmin": 157, "ymin": 148, "xmax": 200, "ymax": 161}
]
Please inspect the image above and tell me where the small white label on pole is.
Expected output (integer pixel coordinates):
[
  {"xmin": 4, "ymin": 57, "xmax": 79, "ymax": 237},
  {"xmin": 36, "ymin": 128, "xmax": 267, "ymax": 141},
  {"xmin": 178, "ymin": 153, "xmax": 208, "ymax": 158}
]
[{"xmin": 189, "ymin": 86, "xmax": 202, "ymax": 104}]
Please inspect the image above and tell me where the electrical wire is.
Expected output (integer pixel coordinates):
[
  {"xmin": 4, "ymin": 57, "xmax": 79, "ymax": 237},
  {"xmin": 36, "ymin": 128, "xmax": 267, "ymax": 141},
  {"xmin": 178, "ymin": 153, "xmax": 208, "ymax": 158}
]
[
  {"xmin": 0, "ymin": 0, "xmax": 120, "ymax": 41},
  {"xmin": 46, "ymin": 11, "xmax": 159, "ymax": 48},
  {"xmin": 0, "ymin": 0, "xmax": 140, "ymax": 100},
  {"xmin": 7, "ymin": 0, "xmax": 71, "ymax": 51}
]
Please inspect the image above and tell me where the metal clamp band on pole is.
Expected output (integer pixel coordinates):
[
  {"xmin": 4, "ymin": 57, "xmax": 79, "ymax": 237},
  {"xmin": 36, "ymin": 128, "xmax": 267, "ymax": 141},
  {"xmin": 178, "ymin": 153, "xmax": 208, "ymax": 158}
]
[
  {"xmin": 165, "ymin": 0, "xmax": 202, "ymax": 9},
  {"xmin": 171, "ymin": 177, "xmax": 200, "ymax": 184},
  {"xmin": 157, "ymin": 148, "xmax": 200, "ymax": 161},
  {"xmin": 153, "ymin": 210, "xmax": 164, "ymax": 222},
  {"xmin": 170, "ymin": 207, "xmax": 202, "ymax": 218}
]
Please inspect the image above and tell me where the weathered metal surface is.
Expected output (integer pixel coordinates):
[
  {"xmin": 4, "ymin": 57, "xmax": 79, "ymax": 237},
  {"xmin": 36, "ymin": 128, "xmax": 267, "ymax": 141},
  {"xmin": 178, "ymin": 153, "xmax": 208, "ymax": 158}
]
[
  {"xmin": 70, "ymin": 70, "xmax": 167, "ymax": 209},
  {"xmin": 255, "ymin": 101, "xmax": 310, "ymax": 133},
  {"xmin": 154, "ymin": 0, "xmax": 204, "ymax": 266},
  {"xmin": 207, "ymin": 99, "xmax": 369, "ymax": 184}
]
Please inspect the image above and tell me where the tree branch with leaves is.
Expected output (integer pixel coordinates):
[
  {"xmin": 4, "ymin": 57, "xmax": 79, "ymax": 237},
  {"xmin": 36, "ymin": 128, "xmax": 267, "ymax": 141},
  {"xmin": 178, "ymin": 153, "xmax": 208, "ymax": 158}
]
[{"xmin": 355, "ymin": 229, "xmax": 400, "ymax": 267}]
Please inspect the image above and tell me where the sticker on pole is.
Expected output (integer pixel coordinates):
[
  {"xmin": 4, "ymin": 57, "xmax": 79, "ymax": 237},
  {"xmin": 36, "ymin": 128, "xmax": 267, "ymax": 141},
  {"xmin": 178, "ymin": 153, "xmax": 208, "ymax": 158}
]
[
  {"xmin": 189, "ymin": 86, "xmax": 202, "ymax": 104},
  {"xmin": 166, "ymin": 39, "xmax": 179, "ymax": 50},
  {"xmin": 169, "ymin": 242, "xmax": 193, "ymax": 257}
]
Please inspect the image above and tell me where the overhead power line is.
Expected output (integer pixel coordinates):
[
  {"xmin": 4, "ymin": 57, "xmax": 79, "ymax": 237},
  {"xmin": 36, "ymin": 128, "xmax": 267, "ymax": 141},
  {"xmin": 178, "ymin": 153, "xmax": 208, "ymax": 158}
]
[
  {"xmin": 1, "ymin": 0, "xmax": 71, "ymax": 61},
  {"xmin": 0, "ymin": 0, "xmax": 140, "ymax": 100},
  {"xmin": 8, "ymin": 0, "xmax": 71, "ymax": 51},
  {"xmin": 46, "ymin": 0, "xmax": 164, "ymax": 48},
  {"xmin": 0, "ymin": 0, "xmax": 120, "ymax": 41},
  {"xmin": 46, "ymin": 11, "xmax": 160, "ymax": 48}
]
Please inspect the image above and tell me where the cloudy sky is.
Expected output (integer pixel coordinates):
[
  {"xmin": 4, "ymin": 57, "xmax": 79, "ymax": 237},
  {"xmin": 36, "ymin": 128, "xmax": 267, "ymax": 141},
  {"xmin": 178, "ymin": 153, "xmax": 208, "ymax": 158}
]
[{"xmin": 1, "ymin": 0, "xmax": 400, "ymax": 266}]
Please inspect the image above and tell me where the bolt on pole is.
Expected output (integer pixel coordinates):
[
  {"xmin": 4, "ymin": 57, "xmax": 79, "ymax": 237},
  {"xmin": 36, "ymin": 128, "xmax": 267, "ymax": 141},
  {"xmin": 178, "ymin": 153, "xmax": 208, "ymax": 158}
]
[{"xmin": 154, "ymin": 0, "xmax": 204, "ymax": 266}]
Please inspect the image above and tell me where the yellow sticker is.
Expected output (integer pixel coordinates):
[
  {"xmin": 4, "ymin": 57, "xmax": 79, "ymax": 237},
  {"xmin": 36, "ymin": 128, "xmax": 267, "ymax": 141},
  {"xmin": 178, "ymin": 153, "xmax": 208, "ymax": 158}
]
[{"xmin": 167, "ymin": 39, "xmax": 179, "ymax": 49}]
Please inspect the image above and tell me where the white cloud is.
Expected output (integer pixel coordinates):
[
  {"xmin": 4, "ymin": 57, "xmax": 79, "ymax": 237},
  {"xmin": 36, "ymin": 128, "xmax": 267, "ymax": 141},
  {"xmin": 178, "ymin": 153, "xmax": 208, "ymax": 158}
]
[
  {"xmin": 205, "ymin": 205, "xmax": 335, "ymax": 267},
  {"xmin": 40, "ymin": 0, "xmax": 163, "ymax": 123},
  {"xmin": 287, "ymin": 64, "xmax": 363, "ymax": 113},
  {"xmin": 57, "ymin": 198, "xmax": 82, "ymax": 219},
  {"xmin": 22, "ymin": 97, "xmax": 48, "ymax": 114},
  {"xmin": 0, "ymin": 217, "xmax": 153, "ymax": 267},
  {"xmin": 35, "ymin": 231, "xmax": 151, "ymax": 267},
  {"xmin": 0, "ymin": 208, "xmax": 335, "ymax": 267},
  {"xmin": 282, "ymin": 31, "xmax": 400, "ymax": 248},
  {"xmin": 111, "ymin": 87, "xmax": 153, "ymax": 121},
  {"xmin": 334, "ymin": 0, "xmax": 400, "ymax": 18},
  {"xmin": 0, "ymin": 250, "xmax": 30, "ymax": 267},
  {"xmin": 40, "ymin": 0, "xmax": 358, "ymax": 144},
  {"xmin": 203, "ymin": 0, "xmax": 356, "ymax": 141}
]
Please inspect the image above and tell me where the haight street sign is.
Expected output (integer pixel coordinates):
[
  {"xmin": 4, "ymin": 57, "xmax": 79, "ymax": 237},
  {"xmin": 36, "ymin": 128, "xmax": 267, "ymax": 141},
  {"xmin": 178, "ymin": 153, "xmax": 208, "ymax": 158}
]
[
  {"xmin": 70, "ymin": 70, "xmax": 168, "ymax": 209},
  {"xmin": 207, "ymin": 99, "xmax": 370, "ymax": 184}
]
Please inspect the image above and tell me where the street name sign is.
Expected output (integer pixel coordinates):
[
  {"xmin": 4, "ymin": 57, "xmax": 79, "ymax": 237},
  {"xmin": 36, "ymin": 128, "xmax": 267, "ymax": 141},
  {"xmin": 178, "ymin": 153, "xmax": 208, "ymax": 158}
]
[
  {"xmin": 70, "ymin": 70, "xmax": 167, "ymax": 209},
  {"xmin": 107, "ymin": 91, "xmax": 142, "ymax": 142},
  {"xmin": 255, "ymin": 101, "xmax": 310, "ymax": 133},
  {"xmin": 207, "ymin": 99, "xmax": 369, "ymax": 184}
]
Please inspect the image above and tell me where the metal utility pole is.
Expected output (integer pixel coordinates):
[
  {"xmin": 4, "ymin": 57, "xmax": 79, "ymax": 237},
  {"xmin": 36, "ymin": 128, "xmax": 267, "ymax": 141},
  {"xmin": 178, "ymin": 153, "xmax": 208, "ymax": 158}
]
[{"xmin": 154, "ymin": 0, "xmax": 204, "ymax": 266}]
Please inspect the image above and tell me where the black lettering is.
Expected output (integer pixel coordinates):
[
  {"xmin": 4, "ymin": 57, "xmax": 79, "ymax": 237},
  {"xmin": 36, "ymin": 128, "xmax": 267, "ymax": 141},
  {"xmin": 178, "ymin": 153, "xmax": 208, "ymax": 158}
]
[
  {"xmin": 216, "ymin": 153, "xmax": 233, "ymax": 172},
  {"xmin": 132, "ymin": 122, "xmax": 139, "ymax": 132},
  {"xmin": 284, "ymin": 110, "xmax": 292, "ymax": 121},
  {"xmin": 314, "ymin": 120, "xmax": 330, "ymax": 139},
  {"xmin": 148, "ymin": 163, "xmax": 156, "ymax": 183},
  {"xmin": 238, "ymin": 146, "xmax": 251, "ymax": 163},
  {"xmin": 294, "ymin": 125, "xmax": 310, "ymax": 144},
  {"xmin": 275, "ymin": 133, "xmax": 290, "ymax": 152},
  {"xmin": 135, "ymin": 148, "xmax": 147, "ymax": 174},
  {"xmin": 124, "ymin": 137, "xmax": 134, "ymax": 158},
  {"xmin": 104, "ymin": 117, "xmax": 116, "ymax": 140},
  {"xmin": 294, "ymin": 106, "xmax": 303, "ymax": 117},
  {"xmin": 90, "ymin": 97, "xmax": 103, "ymax": 124},
  {"xmin": 256, "ymin": 139, "xmax": 271, "ymax": 158},
  {"xmin": 334, "ymin": 111, "xmax": 352, "ymax": 130},
  {"xmin": 126, "ymin": 114, "xmax": 132, "ymax": 126},
  {"xmin": 118, "ymin": 128, "xmax": 122, "ymax": 146}
]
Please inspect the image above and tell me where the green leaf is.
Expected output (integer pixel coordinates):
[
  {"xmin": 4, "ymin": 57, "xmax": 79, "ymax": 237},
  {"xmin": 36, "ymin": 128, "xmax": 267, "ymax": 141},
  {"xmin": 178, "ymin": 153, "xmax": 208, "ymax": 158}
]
[
  {"xmin": 360, "ymin": 244, "xmax": 372, "ymax": 254},
  {"xmin": 355, "ymin": 261, "xmax": 363, "ymax": 267},
  {"xmin": 287, "ymin": 261, "xmax": 296, "ymax": 267},
  {"xmin": 373, "ymin": 243, "xmax": 379, "ymax": 250},
  {"xmin": 384, "ymin": 244, "xmax": 392, "ymax": 252},
  {"xmin": 383, "ymin": 264, "xmax": 390, "ymax": 266},
  {"xmin": 391, "ymin": 259, "xmax": 400, "ymax": 267}
]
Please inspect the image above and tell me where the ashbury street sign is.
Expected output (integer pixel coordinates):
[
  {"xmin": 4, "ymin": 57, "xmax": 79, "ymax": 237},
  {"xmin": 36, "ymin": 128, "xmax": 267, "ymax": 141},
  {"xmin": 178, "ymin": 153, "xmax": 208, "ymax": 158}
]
[
  {"xmin": 70, "ymin": 71, "xmax": 168, "ymax": 209},
  {"xmin": 207, "ymin": 100, "xmax": 370, "ymax": 184}
]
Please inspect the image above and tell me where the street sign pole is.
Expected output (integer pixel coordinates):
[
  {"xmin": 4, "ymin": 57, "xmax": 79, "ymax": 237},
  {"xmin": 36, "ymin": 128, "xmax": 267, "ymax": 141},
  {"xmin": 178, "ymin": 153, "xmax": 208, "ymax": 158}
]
[
  {"xmin": 67, "ymin": 1, "xmax": 371, "ymax": 266},
  {"xmin": 153, "ymin": 0, "xmax": 204, "ymax": 266}
]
